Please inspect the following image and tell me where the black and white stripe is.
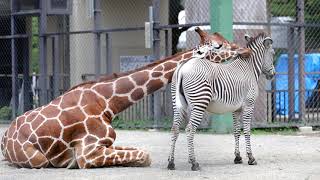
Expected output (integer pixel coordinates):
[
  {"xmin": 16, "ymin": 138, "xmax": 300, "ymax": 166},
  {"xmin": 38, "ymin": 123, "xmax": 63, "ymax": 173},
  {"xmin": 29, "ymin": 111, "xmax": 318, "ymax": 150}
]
[{"xmin": 167, "ymin": 33, "xmax": 275, "ymax": 170}]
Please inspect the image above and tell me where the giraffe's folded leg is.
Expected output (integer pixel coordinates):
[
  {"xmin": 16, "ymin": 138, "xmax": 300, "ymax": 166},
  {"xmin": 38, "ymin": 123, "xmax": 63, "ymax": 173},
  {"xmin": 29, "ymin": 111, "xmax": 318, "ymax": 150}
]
[
  {"xmin": 74, "ymin": 145, "xmax": 151, "ymax": 168},
  {"xmin": 17, "ymin": 143, "xmax": 50, "ymax": 168},
  {"xmin": 109, "ymin": 145, "xmax": 139, "ymax": 150}
]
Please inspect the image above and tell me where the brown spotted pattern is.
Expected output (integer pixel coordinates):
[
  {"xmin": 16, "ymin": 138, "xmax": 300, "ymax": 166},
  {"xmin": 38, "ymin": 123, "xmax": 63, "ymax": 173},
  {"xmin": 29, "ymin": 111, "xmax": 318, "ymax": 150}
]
[
  {"xmin": 0, "ymin": 88, "xmax": 151, "ymax": 169},
  {"xmin": 0, "ymin": 28, "xmax": 245, "ymax": 169}
]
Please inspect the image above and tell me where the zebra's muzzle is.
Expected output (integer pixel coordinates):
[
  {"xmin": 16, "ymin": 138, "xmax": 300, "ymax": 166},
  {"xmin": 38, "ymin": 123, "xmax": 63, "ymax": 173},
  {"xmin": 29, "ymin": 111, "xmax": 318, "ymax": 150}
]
[{"xmin": 265, "ymin": 69, "xmax": 275, "ymax": 80}]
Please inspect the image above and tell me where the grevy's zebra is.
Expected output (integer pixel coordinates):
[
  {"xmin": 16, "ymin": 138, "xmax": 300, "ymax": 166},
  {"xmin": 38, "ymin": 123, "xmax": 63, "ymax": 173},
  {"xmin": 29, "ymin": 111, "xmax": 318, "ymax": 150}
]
[{"xmin": 167, "ymin": 33, "xmax": 275, "ymax": 171}]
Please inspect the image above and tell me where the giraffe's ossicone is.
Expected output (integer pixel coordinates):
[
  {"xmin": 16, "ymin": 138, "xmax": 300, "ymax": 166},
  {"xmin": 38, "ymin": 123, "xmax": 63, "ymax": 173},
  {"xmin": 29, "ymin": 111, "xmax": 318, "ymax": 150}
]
[{"xmin": 1, "ymin": 28, "xmax": 248, "ymax": 169}]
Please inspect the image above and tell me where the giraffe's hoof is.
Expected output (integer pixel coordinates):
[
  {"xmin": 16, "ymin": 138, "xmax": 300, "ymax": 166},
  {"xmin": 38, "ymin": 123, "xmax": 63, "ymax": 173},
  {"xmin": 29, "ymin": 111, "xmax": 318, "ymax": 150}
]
[
  {"xmin": 191, "ymin": 162, "xmax": 200, "ymax": 171},
  {"xmin": 167, "ymin": 162, "xmax": 175, "ymax": 170},
  {"xmin": 234, "ymin": 156, "xmax": 243, "ymax": 164},
  {"xmin": 248, "ymin": 158, "xmax": 257, "ymax": 165},
  {"xmin": 143, "ymin": 153, "xmax": 152, "ymax": 167}
]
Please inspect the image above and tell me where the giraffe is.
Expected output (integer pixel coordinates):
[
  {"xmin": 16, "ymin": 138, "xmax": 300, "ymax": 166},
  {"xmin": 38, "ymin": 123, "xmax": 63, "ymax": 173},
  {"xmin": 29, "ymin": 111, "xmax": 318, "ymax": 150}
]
[
  {"xmin": 194, "ymin": 27, "xmax": 252, "ymax": 62},
  {"xmin": 0, "ymin": 28, "xmax": 250, "ymax": 169}
]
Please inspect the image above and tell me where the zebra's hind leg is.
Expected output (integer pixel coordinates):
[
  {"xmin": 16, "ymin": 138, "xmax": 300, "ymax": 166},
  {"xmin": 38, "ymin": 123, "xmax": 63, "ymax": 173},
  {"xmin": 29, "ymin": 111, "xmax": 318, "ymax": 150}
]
[
  {"xmin": 247, "ymin": 153, "xmax": 257, "ymax": 165},
  {"xmin": 167, "ymin": 109, "xmax": 186, "ymax": 170},
  {"xmin": 232, "ymin": 111, "xmax": 243, "ymax": 164},
  {"xmin": 186, "ymin": 122, "xmax": 200, "ymax": 171},
  {"xmin": 242, "ymin": 106, "xmax": 257, "ymax": 165}
]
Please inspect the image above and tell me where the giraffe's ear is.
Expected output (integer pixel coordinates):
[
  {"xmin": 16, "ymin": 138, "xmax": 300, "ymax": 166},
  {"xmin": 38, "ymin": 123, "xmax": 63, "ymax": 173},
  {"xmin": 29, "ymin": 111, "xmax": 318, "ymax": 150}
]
[
  {"xmin": 263, "ymin": 37, "xmax": 273, "ymax": 47},
  {"xmin": 244, "ymin": 34, "xmax": 251, "ymax": 42}
]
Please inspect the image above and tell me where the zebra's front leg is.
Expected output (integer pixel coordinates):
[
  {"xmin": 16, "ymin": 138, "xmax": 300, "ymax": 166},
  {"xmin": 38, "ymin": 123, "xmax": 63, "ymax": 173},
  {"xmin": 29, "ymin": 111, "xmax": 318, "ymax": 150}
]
[
  {"xmin": 242, "ymin": 106, "xmax": 257, "ymax": 165},
  {"xmin": 232, "ymin": 111, "xmax": 243, "ymax": 164}
]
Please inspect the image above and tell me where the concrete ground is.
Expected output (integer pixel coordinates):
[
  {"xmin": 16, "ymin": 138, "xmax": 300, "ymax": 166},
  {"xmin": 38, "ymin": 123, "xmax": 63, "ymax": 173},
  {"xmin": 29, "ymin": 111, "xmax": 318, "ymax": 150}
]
[{"xmin": 1, "ymin": 124, "xmax": 320, "ymax": 180}]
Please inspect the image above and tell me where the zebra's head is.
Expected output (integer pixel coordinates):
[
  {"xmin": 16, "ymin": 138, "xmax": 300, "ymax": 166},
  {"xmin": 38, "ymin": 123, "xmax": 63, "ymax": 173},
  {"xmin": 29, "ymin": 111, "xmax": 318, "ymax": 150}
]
[{"xmin": 245, "ymin": 34, "xmax": 276, "ymax": 80}]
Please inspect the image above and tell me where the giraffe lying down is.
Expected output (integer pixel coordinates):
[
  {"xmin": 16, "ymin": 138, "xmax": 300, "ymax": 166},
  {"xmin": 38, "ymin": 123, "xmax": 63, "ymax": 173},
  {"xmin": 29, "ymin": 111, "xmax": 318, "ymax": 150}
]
[{"xmin": 0, "ymin": 28, "xmax": 250, "ymax": 169}]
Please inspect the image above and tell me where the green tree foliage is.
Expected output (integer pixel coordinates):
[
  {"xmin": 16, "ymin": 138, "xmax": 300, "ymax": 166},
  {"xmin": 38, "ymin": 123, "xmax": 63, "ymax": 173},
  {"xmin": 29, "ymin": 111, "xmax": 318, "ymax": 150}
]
[
  {"xmin": 270, "ymin": 0, "xmax": 296, "ymax": 17},
  {"xmin": 270, "ymin": 0, "xmax": 320, "ymax": 22},
  {"xmin": 270, "ymin": 0, "xmax": 320, "ymax": 50},
  {"xmin": 305, "ymin": 0, "xmax": 320, "ymax": 21},
  {"xmin": 0, "ymin": 106, "xmax": 12, "ymax": 120},
  {"xmin": 31, "ymin": 17, "xmax": 39, "ymax": 73}
]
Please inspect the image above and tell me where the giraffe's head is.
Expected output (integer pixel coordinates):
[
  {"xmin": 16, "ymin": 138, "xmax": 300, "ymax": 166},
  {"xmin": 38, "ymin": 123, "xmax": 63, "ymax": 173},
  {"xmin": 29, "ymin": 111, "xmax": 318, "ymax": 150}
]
[
  {"xmin": 194, "ymin": 27, "xmax": 252, "ymax": 59},
  {"xmin": 195, "ymin": 27, "xmax": 231, "ymax": 50}
]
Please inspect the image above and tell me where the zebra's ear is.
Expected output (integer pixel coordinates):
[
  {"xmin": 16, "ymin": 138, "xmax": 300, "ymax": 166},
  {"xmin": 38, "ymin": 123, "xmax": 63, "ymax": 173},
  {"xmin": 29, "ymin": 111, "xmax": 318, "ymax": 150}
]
[
  {"xmin": 244, "ymin": 34, "xmax": 251, "ymax": 42},
  {"xmin": 263, "ymin": 37, "xmax": 273, "ymax": 47}
]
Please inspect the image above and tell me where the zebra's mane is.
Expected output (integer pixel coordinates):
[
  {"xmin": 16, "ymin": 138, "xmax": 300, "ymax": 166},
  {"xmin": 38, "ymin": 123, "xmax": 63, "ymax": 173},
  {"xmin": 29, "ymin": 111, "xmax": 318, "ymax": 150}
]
[{"xmin": 246, "ymin": 32, "xmax": 267, "ymax": 47}]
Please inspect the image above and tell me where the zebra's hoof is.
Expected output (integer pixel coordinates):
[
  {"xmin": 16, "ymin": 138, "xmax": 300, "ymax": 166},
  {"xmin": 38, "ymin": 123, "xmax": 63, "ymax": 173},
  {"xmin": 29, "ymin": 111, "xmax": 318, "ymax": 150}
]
[
  {"xmin": 167, "ymin": 162, "xmax": 175, "ymax": 170},
  {"xmin": 191, "ymin": 162, "xmax": 200, "ymax": 171},
  {"xmin": 248, "ymin": 158, "xmax": 257, "ymax": 165},
  {"xmin": 234, "ymin": 156, "xmax": 243, "ymax": 164}
]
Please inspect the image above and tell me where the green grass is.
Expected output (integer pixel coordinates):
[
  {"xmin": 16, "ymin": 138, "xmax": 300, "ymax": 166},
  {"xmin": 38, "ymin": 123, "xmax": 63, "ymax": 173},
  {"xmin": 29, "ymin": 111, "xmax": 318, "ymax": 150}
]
[
  {"xmin": 111, "ymin": 117, "xmax": 299, "ymax": 135},
  {"xmin": 251, "ymin": 127, "xmax": 298, "ymax": 135}
]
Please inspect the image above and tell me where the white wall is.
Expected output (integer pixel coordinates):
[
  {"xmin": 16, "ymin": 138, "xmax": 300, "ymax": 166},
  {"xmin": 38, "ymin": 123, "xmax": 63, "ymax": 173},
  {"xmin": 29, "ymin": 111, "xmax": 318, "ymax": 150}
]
[
  {"xmin": 69, "ymin": 0, "xmax": 169, "ymax": 86},
  {"xmin": 69, "ymin": 0, "xmax": 95, "ymax": 85}
]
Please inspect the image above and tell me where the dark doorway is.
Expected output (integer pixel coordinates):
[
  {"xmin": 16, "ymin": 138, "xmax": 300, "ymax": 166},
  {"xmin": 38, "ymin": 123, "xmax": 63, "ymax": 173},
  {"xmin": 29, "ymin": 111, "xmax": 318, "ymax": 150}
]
[{"xmin": 0, "ymin": 15, "xmax": 28, "ymax": 107}]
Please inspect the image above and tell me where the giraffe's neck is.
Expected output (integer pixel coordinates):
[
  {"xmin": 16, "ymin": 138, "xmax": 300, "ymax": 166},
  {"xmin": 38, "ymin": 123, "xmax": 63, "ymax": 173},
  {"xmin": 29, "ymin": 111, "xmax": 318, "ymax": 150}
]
[
  {"xmin": 92, "ymin": 51, "xmax": 193, "ymax": 117},
  {"xmin": 87, "ymin": 46, "xmax": 238, "ymax": 119},
  {"xmin": 206, "ymin": 50, "xmax": 238, "ymax": 63}
]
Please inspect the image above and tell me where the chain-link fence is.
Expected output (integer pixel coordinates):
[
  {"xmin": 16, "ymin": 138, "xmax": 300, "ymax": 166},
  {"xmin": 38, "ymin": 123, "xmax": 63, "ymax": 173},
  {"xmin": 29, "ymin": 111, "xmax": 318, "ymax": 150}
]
[{"xmin": 0, "ymin": 0, "xmax": 319, "ymax": 129}]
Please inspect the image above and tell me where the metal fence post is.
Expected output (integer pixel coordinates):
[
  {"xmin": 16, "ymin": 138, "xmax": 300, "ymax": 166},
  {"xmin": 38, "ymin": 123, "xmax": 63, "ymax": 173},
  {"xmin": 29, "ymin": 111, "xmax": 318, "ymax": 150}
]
[
  {"xmin": 106, "ymin": 33, "xmax": 112, "ymax": 74},
  {"xmin": 152, "ymin": 0, "xmax": 161, "ymax": 129},
  {"xmin": 164, "ymin": 29, "xmax": 173, "ymax": 119},
  {"xmin": 94, "ymin": 0, "xmax": 102, "ymax": 79},
  {"xmin": 23, "ymin": 37, "xmax": 31, "ymax": 112},
  {"xmin": 62, "ymin": 15, "xmax": 70, "ymax": 90},
  {"xmin": 165, "ymin": 30, "xmax": 169, "ymax": 57},
  {"xmin": 297, "ymin": 0, "xmax": 306, "ymax": 124},
  {"xmin": 288, "ymin": 27, "xmax": 295, "ymax": 120},
  {"xmin": 53, "ymin": 35, "xmax": 60, "ymax": 98},
  {"xmin": 39, "ymin": 0, "xmax": 48, "ymax": 105},
  {"xmin": 10, "ymin": 0, "xmax": 18, "ymax": 118}
]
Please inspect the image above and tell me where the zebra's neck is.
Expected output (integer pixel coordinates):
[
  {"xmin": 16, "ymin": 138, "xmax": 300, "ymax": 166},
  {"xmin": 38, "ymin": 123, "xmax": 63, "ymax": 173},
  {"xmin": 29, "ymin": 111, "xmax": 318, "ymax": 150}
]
[{"xmin": 247, "ymin": 41, "xmax": 265, "ymax": 82}]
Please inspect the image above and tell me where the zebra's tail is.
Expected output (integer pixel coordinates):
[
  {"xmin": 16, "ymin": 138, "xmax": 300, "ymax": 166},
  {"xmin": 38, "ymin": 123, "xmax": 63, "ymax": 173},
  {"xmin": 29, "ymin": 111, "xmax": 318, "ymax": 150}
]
[{"xmin": 175, "ymin": 62, "xmax": 188, "ymax": 110}]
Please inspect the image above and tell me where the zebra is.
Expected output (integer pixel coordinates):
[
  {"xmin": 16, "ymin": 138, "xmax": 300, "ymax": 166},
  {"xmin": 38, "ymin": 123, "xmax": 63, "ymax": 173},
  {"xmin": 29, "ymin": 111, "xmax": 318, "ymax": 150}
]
[{"xmin": 167, "ymin": 33, "xmax": 275, "ymax": 171}]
